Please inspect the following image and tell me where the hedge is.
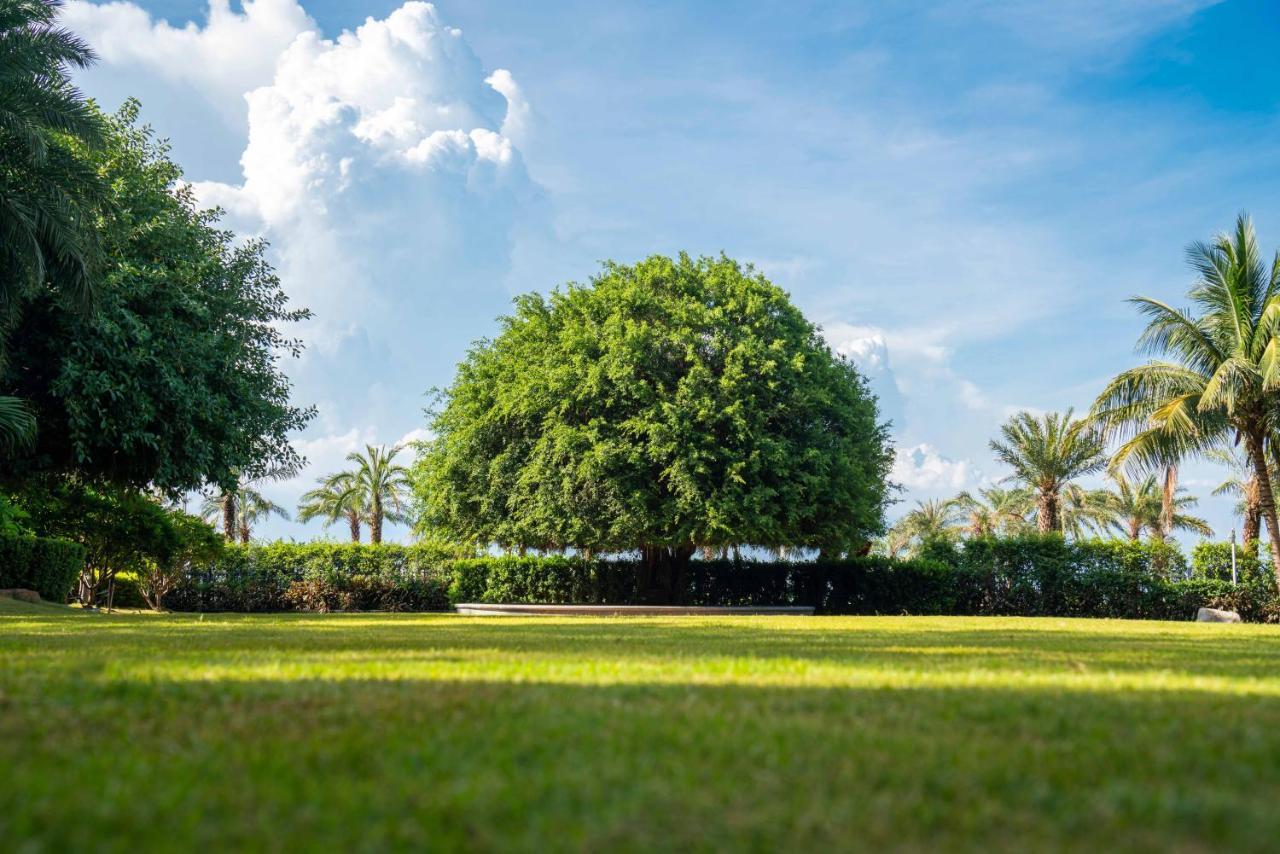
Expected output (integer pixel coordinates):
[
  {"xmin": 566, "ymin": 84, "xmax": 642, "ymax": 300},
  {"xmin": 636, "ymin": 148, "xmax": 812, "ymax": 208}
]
[
  {"xmin": 166, "ymin": 543, "xmax": 455, "ymax": 613},
  {"xmin": 164, "ymin": 537, "xmax": 1280, "ymax": 621},
  {"xmin": 0, "ymin": 534, "xmax": 85, "ymax": 602}
]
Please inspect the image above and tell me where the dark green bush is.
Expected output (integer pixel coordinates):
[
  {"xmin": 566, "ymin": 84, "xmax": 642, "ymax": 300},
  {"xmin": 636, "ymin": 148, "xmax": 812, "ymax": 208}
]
[
  {"xmin": 168, "ymin": 543, "xmax": 453, "ymax": 612},
  {"xmin": 0, "ymin": 534, "xmax": 84, "ymax": 602}
]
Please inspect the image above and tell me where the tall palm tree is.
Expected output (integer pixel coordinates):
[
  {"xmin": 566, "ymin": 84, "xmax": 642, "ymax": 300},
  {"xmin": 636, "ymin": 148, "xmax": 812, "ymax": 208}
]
[
  {"xmin": 347, "ymin": 444, "xmax": 411, "ymax": 544},
  {"xmin": 952, "ymin": 487, "xmax": 1031, "ymax": 537},
  {"xmin": 1208, "ymin": 446, "xmax": 1262, "ymax": 544},
  {"xmin": 200, "ymin": 482, "xmax": 289, "ymax": 544},
  {"xmin": 1091, "ymin": 214, "xmax": 1280, "ymax": 581},
  {"xmin": 989, "ymin": 409, "xmax": 1107, "ymax": 533},
  {"xmin": 0, "ymin": 0, "xmax": 107, "ymax": 449},
  {"xmin": 297, "ymin": 471, "xmax": 366, "ymax": 542}
]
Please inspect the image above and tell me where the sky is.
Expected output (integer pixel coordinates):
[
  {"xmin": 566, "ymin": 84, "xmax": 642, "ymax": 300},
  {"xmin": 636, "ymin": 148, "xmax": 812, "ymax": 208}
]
[{"xmin": 61, "ymin": 0, "xmax": 1280, "ymax": 544}]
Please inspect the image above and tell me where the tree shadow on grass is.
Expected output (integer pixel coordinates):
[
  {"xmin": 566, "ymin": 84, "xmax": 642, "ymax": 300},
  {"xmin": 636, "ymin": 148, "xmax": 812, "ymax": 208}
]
[{"xmin": 2, "ymin": 673, "xmax": 1279, "ymax": 852}]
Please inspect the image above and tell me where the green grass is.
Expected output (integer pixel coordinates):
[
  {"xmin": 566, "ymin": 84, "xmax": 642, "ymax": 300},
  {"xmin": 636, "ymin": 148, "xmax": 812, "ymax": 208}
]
[{"xmin": 3, "ymin": 602, "xmax": 1279, "ymax": 852}]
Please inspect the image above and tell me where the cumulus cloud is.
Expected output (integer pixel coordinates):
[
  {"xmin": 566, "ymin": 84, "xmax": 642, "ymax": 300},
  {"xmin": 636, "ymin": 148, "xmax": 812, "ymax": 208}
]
[
  {"xmin": 65, "ymin": 0, "xmax": 312, "ymax": 126},
  {"xmin": 68, "ymin": 1, "xmax": 545, "ymax": 541},
  {"xmin": 826, "ymin": 328, "xmax": 906, "ymax": 430},
  {"xmin": 891, "ymin": 444, "xmax": 976, "ymax": 492}
]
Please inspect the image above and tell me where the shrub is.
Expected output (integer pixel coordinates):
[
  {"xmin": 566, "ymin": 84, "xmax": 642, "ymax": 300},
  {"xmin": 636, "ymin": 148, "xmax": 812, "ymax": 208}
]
[
  {"xmin": 0, "ymin": 534, "xmax": 85, "ymax": 602},
  {"xmin": 169, "ymin": 543, "xmax": 454, "ymax": 612},
  {"xmin": 1190, "ymin": 541, "xmax": 1269, "ymax": 585}
]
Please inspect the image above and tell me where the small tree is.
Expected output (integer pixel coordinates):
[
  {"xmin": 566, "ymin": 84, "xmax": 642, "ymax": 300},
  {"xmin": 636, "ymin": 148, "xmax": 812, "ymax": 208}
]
[
  {"xmin": 137, "ymin": 511, "xmax": 221, "ymax": 611},
  {"xmin": 415, "ymin": 254, "xmax": 892, "ymax": 602}
]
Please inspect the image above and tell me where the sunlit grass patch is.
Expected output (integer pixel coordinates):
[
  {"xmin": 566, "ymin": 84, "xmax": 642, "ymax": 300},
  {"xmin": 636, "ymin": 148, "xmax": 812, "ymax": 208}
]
[{"xmin": 2, "ymin": 609, "xmax": 1278, "ymax": 851}]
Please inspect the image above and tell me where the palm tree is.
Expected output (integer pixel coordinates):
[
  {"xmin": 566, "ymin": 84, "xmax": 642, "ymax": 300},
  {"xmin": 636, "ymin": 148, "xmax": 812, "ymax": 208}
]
[
  {"xmin": 890, "ymin": 496, "xmax": 962, "ymax": 545},
  {"xmin": 1097, "ymin": 474, "xmax": 1212, "ymax": 541},
  {"xmin": 0, "ymin": 0, "xmax": 105, "ymax": 312},
  {"xmin": 1208, "ymin": 446, "xmax": 1262, "ymax": 544},
  {"xmin": 1091, "ymin": 214, "xmax": 1280, "ymax": 581},
  {"xmin": 235, "ymin": 489, "xmax": 289, "ymax": 544},
  {"xmin": 952, "ymin": 487, "xmax": 1031, "ymax": 537},
  {"xmin": 200, "ymin": 482, "xmax": 289, "ymax": 544},
  {"xmin": 347, "ymin": 444, "xmax": 411, "ymax": 544},
  {"xmin": 1053, "ymin": 484, "xmax": 1115, "ymax": 540},
  {"xmin": 0, "ymin": 0, "xmax": 107, "ymax": 450},
  {"xmin": 297, "ymin": 471, "xmax": 366, "ymax": 542},
  {"xmin": 989, "ymin": 409, "xmax": 1107, "ymax": 533}
]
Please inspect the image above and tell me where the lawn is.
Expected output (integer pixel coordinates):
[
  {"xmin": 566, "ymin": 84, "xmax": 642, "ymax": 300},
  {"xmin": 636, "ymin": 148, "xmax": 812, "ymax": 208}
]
[{"xmin": 2, "ymin": 600, "xmax": 1279, "ymax": 852}]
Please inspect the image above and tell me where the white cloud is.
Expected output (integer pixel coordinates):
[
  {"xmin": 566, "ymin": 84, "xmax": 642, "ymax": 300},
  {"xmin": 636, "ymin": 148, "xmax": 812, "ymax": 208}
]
[
  {"xmin": 66, "ymin": 0, "xmax": 312, "ymax": 126},
  {"xmin": 72, "ymin": 1, "xmax": 545, "ymax": 542},
  {"xmin": 891, "ymin": 444, "xmax": 977, "ymax": 492}
]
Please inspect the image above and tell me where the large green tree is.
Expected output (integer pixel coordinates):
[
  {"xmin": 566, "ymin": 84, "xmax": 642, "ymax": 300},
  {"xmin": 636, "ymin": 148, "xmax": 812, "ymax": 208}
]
[
  {"xmin": 414, "ymin": 254, "xmax": 892, "ymax": 601},
  {"xmin": 1091, "ymin": 214, "xmax": 1280, "ymax": 581},
  {"xmin": 1, "ymin": 101, "xmax": 313, "ymax": 495}
]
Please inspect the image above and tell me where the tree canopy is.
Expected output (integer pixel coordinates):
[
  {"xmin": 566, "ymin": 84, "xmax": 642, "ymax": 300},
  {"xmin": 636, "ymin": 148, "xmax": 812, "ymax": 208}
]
[
  {"xmin": 1, "ymin": 101, "xmax": 313, "ymax": 494},
  {"xmin": 414, "ymin": 253, "xmax": 892, "ymax": 597}
]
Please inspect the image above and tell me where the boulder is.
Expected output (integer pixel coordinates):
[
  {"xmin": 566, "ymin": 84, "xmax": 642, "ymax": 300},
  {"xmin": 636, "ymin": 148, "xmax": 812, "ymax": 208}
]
[
  {"xmin": 0, "ymin": 588, "xmax": 42, "ymax": 604},
  {"xmin": 1195, "ymin": 607, "xmax": 1241, "ymax": 624}
]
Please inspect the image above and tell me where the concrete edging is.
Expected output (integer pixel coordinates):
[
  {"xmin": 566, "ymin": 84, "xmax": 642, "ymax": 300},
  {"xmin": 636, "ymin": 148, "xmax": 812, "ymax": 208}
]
[{"xmin": 453, "ymin": 603, "xmax": 815, "ymax": 616}]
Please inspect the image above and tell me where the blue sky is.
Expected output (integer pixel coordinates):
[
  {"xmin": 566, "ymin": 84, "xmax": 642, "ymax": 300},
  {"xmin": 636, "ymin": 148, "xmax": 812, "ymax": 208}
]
[{"xmin": 63, "ymin": 0, "xmax": 1280, "ymax": 543}]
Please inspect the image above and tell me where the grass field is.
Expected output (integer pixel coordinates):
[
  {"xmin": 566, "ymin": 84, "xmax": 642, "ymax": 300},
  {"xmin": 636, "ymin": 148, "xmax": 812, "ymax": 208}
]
[{"xmin": 3, "ymin": 599, "xmax": 1280, "ymax": 852}]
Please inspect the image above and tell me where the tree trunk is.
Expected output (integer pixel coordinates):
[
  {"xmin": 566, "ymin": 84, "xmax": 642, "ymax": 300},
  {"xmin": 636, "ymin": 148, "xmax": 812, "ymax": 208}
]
[
  {"xmin": 370, "ymin": 495, "xmax": 383, "ymax": 544},
  {"xmin": 221, "ymin": 492, "xmax": 237, "ymax": 543},
  {"xmin": 347, "ymin": 512, "xmax": 361, "ymax": 543},
  {"xmin": 239, "ymin": 523, "xmax": 250, "ymax": 545},
  {"xmin": 1128, "ymin": 518, "xmax": 1141, "ymax": 541},
  {"xmin": 1244, "ymin": 496, "xmax": 1261, "ymax": 546},
  {"xmin": 640, "ymin": 544, "xmax": 695, "ymax": 604},
  {"xmin": 1036, "ymin": 490, "xmax": 1058, "ymax": 533},
  {"xmin": 1161, "ymin": 465, "xmax": 1177, "ymax": 539},
  {"xmin": 1243, "ymin": 429, "xmax": 1280, "ymax": 587}
]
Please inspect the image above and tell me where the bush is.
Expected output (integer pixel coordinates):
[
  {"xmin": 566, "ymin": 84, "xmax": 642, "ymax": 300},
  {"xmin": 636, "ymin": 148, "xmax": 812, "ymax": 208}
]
[
  {"xmin": 1190, "ymin": 541, "xmax": 1270, "ymax": 585},
  {"xmin": 168, "ymin": 543, "xmax": 454, "ymax": 612},
  {"xmin": 0, "ymin": 534, "xmax": 85, "ymax": 602}
]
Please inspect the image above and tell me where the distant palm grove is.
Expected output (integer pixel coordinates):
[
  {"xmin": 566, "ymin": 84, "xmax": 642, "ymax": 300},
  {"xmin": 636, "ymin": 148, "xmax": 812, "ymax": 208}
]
[{"xmin": 3, "ymin": 0, "xmax": 1280, "ymax": 611}]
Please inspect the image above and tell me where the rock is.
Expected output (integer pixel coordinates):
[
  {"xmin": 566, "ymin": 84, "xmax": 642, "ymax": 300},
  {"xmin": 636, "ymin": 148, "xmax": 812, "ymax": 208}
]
[
  {"xmin": 0, "ymin": 588, "xmax": 42, "ymax": 603},
  {"xmin": 1196, "ymin": 607, "xmax": 1241, "ymax": 623}
]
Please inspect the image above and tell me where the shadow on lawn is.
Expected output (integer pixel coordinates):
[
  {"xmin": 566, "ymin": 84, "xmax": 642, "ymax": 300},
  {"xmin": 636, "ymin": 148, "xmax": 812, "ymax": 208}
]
[{"xmin": 3, "ymin": 671, "xmax": 1280, "ymax": 852}]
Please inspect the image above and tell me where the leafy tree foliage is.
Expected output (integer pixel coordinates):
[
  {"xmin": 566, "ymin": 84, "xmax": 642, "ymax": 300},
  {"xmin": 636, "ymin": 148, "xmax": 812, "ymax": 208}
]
[
  {"xmin": 135, "ymin": 509, "xmax": 222, "ymax": 610},
  {"xmin": 1, "ymin": 101, "xmax": 313, "ymax": 493},
  {"xmin": 19, "ymin": 480, "xmax": 192, "ymax": 607},
  {"xmin": 415, "ymin": 254, "xmax": 892, "ymax": 600}
]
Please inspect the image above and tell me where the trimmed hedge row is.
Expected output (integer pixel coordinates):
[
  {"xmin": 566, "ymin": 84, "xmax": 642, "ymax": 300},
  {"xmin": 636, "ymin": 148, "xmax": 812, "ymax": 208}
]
[
  {"xmin": 167, "ymin": 543, "xmax": 454, "ymax": 612},
  {"xmin": 0, "ymin": 534, "xmax": 85, "ymax": 602},
  {"xmin": 165, "ymin": 536, "xmax": 1280, "ymax": 621}
]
